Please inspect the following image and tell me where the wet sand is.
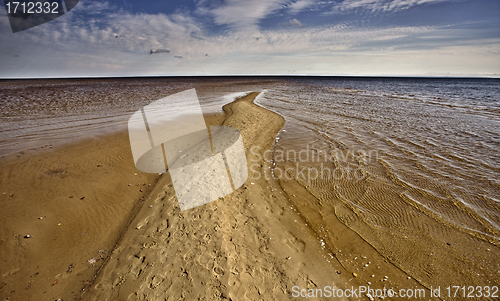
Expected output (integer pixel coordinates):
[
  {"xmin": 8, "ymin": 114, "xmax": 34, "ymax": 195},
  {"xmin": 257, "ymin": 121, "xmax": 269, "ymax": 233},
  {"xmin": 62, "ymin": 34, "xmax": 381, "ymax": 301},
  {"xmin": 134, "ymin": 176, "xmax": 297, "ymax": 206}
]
[
  {"xmin": 0, "ymin": 128, "xmax": 161, "ymax": 300},
  {"xmin": 1, "ymin": 92, "xmax": 437, "ymax": 301}
]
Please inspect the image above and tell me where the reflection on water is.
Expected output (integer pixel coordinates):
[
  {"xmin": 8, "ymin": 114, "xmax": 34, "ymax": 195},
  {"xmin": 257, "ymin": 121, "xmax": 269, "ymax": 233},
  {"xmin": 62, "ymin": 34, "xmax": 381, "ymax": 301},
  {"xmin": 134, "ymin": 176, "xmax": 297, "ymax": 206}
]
[
  {"xmin": 0, "ymin": 78, "xmax": 263, "ymax": 156},
  {"xmin": 256, "ymin": 77, "xmax": 500, "ymax": 293}
]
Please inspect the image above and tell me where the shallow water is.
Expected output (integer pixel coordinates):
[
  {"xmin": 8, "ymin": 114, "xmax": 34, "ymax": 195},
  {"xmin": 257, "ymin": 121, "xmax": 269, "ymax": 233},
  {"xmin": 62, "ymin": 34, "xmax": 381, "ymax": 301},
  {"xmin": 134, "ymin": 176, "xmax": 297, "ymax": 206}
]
[
  {"xmin": 0, "ymin": 78, "xmax": 267, "ymax": 156},
  {"xmin": 255, "ymin": 77, "xmax": 500, "ymax": 292}
]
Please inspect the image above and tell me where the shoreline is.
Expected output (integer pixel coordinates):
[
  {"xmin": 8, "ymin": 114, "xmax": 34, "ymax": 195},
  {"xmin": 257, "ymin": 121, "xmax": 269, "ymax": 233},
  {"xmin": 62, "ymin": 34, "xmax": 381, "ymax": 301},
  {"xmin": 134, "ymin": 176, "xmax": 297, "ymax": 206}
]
[
  {"xmin": 78, "ymin": 92, "xmax": 354, "ymax": 300},
  {"xmin": 1, "ymin": 91, "xmax": 437, "ymax": 301}
]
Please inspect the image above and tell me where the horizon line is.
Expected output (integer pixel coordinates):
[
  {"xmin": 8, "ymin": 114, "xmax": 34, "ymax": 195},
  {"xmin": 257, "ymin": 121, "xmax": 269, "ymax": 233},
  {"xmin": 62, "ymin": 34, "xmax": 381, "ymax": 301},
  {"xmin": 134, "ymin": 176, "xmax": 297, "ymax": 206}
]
[{"xmin": 1, "ymin": 74, "xmax": 499, "ymax": 80}]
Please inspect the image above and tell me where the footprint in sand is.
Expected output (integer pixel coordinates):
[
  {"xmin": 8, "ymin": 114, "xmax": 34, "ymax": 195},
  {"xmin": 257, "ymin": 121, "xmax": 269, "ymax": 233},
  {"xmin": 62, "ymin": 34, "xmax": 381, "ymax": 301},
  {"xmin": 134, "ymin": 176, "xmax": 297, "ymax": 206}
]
[
  {"xmin": 149, "ymin": 274, "xmax": 164, "ymax": 289},
  {"xmin": 213, "ymin": 266, "xmax": 225, "ymax": 276},
  {"xmin": 156, "ymin": 219, "xmax": 169, "ymax": 232},
  {"xmin": 129, "ymin": 255, "xmax": 147, "ymax": 278},
  {"xmin": 283, "ymin": 231, "xmax": 306, "ymax": 253},
  {"xmin": 135, "ymin": 217, "xmax": 149, "ymax": 230}
]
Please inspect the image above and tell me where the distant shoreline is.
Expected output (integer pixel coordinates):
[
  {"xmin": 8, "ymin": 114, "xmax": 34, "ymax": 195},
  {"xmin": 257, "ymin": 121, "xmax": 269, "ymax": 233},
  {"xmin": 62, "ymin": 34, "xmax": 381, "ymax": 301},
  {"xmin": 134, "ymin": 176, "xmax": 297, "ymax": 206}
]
[{"xmin": 1, "ymin": 75, "xmax": 499, "ymax": 81}]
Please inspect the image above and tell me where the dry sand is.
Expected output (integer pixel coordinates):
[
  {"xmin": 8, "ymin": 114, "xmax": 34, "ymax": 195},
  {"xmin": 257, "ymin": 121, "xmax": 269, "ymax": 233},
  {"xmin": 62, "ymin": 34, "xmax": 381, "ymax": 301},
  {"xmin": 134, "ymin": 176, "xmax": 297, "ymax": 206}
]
[{"xmin": 1, "ymin": 92, "xmax": 436, "ymax": 301}]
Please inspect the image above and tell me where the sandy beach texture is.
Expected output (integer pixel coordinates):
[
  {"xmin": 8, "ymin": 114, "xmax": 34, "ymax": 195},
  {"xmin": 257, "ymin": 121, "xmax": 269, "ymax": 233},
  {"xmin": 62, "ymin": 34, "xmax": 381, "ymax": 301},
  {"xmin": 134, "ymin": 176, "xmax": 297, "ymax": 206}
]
[
  {"xmin": 80, "ymin": 92, "xmax": 353, "ymax": 300},
  {"xmin": 1, "ymin": 92, "xmax": 436, "ymax": 301}
]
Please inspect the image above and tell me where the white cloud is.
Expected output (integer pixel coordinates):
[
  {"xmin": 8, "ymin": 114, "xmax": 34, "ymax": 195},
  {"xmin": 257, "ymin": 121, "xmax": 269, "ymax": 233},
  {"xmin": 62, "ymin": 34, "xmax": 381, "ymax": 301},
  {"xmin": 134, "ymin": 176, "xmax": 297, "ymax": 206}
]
[
  {"xmin": 1, "ymin": 6, "xmax": 447, "ymax": 76},
  {"xmin": 288, "ymin": 0, "xmax": 317, "ymax": 14},
  {"xmin": 0, "ymin": 8, "xmax": 491, "ymax": 63},
  {"xmin": 200, "ymin": 0, "xmax": 320, "ymax": 31},
  {"xmin": 284, "ymin": 19, "xmax": 303, "ymax": 26},
  {"xmin": 0, "ymin": 0, "xmax": 497, "ymax": 77},
  {"xmin": 208, "ymin": 0, "xmax": 287, "ymax": 31},
  {"xmin": 334, "ymin": 0, "xmax": 458, "ymax": 12},
  {"xmin": 4, "ymin": 6, "xmax": 202, "ymax": 53}
]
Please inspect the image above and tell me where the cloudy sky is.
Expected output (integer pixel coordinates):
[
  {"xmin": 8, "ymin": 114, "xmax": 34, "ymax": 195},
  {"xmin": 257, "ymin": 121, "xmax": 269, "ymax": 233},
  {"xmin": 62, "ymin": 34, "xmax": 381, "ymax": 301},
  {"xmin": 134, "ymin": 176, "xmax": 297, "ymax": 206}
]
[{"xmin": 0, "ymin": 0, "xmax": 499, "ymax": 78}]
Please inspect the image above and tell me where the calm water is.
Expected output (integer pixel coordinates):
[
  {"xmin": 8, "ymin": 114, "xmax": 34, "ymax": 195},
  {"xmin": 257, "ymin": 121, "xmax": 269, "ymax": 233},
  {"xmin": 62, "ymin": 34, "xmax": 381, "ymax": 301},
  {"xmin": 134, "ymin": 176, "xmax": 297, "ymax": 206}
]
[
  {"xmin": 0, "ymin": 78, "xmax": 265, "ymax": 156},
  {"xmin": 255, "ymin": 77, "xmax": 500, "ymax": 291}
]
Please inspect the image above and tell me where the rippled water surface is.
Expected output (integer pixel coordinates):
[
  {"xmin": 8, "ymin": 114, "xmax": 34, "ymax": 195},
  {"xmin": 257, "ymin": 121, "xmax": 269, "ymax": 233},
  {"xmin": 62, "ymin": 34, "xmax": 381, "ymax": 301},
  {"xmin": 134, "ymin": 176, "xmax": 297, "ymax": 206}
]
[
  {"xmin": 256, "ymin": 77, "xmax": 500, "ymax": 291},
  {"xmin": 0, "ymin": 78, "xmax": 273, "ymax": 156}
]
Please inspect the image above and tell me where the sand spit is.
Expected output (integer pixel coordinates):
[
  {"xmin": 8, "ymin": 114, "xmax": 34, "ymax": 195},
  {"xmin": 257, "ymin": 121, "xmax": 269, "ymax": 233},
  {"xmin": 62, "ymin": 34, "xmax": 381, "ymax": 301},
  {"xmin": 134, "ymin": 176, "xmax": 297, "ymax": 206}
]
[
  {"xmin": 1, "ymin": 92, "xmax": 437, "ymax": 301},
  {"xmin": 78, "ymin": 92, "xmax": 344, "ymax": 300},
  {"xmin": 78, "ymin": 93, "xmax": 436, "ymax": 301}
]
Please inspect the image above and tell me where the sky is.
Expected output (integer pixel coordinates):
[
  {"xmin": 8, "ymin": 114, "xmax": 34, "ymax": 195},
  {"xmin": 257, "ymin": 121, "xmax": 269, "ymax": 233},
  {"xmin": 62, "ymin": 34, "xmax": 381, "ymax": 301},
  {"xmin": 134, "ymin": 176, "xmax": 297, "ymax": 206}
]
[{"xmin": 0, "ymin": 0, "xmax": 499, "ymax": 78}]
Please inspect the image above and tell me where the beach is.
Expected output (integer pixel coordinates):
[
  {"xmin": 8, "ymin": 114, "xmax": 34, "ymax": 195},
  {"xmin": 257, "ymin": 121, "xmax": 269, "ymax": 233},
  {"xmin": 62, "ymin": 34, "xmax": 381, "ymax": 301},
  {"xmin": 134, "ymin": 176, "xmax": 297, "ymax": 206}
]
[
  {"xmin": 0, "ymin": 90, "xmax": 430, "ymax": 301},
  {"xmin": 1, "ymin": 77, "xmax": 498, "ymax": 301}
]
